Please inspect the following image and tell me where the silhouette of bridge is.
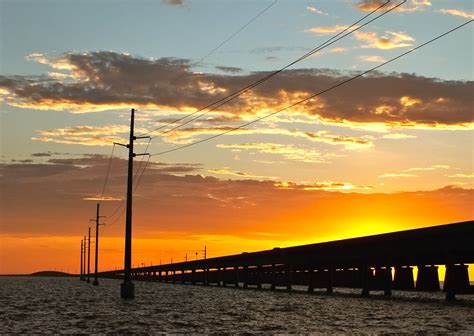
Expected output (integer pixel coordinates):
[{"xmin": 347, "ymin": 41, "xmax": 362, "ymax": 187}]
[{"xmin": 97, "ymin": 220, "xmax": 474, "ymax": 301}]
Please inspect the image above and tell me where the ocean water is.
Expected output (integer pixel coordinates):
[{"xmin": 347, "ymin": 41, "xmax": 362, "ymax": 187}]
[{"xmin": 1, "ymin": 277, "xmax": 474, "ymax": 334}]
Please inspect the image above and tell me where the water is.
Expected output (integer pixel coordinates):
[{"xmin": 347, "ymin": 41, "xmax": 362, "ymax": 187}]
[{"xmin": 1, "ymin": 277, "xmax": 474, "ymax": 334}]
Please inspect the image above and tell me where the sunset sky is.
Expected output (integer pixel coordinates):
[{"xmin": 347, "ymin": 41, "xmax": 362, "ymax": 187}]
[{"xmin": 0, "ymin": 0, "xmax": 473, "ymax": 275}]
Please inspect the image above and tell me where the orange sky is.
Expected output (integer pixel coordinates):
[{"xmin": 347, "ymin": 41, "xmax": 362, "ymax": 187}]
[{"xmin": 1, "ymin": 157, "xmax": 472, "ymax": 275}]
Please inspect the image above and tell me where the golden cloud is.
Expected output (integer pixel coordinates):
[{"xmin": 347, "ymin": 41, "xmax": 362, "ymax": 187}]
[
  {"xmin": 379, "ymin": 173, "xmax": 418, "ymax": 178},
  {"xmin": 1, "ymin": 52, "xmax": 472, "ymax": 129},
  {"xmin": 355, "ymin": 0, "xmax": 431, "ymax": 13},
  {"xmin": 305, "ymin": 25, "xmax": 353, "ymax": 34},
  {"xmin": 354, "ymin": 31, "xmax": 415, "ymax": 49},
  {"xmin": 31, "ymin": 125, "xmax": 143, "ymax": 146},
  {"xmin": 216, "ymin": 143, "xmax": 330, "ymax": 163},
  {"xmin": 448, "ymin": 173, "xmax": 474, "ymax": 179},
  {"xmin": 162, "ymin": 126, "xmax": 373, "ymax": 150},
  {"xmin": 274, "ymin": 180, "xmax": 374, "ymax": 191},
  {"xmin": 381, "ymin": 133, "xmax": 417, "ymax": 139}
]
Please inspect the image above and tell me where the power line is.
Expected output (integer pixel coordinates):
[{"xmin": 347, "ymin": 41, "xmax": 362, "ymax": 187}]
[
  {"xmin": 139, "ymin": 0, "xmax": 397, "ymax": 138},
  {"xmin": 100, "ymin": 2, "xmax": 279, "ymax": 221},
  {"xmin": 149, "ymin": 20, "xmax": 472, "ymax": 157},
  {"xmin": 192, "ymin": 0, "xmax": 278, "ymax": 67},
  {"xmin": 127, "ymin": 0, "xmax": 401, "ymax": 202},
  {"xmin": 98, "ymin": 143, "xmax": 116, "ymax": 205}
]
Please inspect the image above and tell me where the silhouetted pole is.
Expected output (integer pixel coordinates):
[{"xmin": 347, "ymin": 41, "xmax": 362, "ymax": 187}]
[
  {"xmin": 117, "ymin": 108, "xmax": 150, "ymax": 299},
  {"xmin": 80, "ymin": 239, "xmax": 83, "ymax": 280},
  {"xmin": 87, "ymin": 226, "xmax": 91, "ymax": 283},
  {"xmin": 93, "ymin": 203, "xmax": 103, "ymax": 286},
  {"xmin": 82, "ymin": 235, "xmax": 86, "ymax": 281}
]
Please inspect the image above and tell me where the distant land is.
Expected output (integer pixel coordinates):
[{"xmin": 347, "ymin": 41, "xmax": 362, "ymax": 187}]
[{"xmin": 0, "ymin": 271, "xmax": 74, "ymax": 277}]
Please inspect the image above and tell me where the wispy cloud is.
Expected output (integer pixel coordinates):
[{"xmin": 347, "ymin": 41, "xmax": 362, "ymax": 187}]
[
  {"xmin": 162, "ymin": 126, "xmax": 373, "ymax": 150},
  {"xmin": 216, "ymin": 143, "xmax": 332, "ymax": 163},
  {"xmin": 448, "ymin": 173, "xmax": 474, "ymax": 179},
  {"xmin": 31, "ymin": 125, "xmax": 137, "ymax": 146},
  {"xmin": 379, "ymin": 173, "xmax": 418, "ymax": 178},
  {"xmin": 306, "ymin": 6, "xmax": 328, "ymax": 15},
  {"xmin": 305, "ymin": 25, "xmax": 353, "ymax": 34},
  {"xmin": 381, "ymin": 133, "xmax": 417, "ymax": 140},
  {"xmin": 274, "ymin": 181, "xmax": 373, "ymax": 191},
  {"xmin": 404, "ymin": 165, "xmax": 450, "ymax": 172},
  {"xmin": 208, "ymin": 167, "xmax": 278, "ymax": 180},
  {"xmin": 438, "ymin": 8, "xmax": 474, "ymax": 20},
  {"xmin": 359, "ymin": 55, "xmax": 387, "ymax": 63}
]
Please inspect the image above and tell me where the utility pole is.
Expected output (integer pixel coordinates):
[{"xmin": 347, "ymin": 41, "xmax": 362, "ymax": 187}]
[
  {"xmin": 82, "ymin": 235, "xmax": 86, "ymax": 281},
  {"xmin": 80, "ymin": 239, "xmax": 83, "ymax": 280},
  {"xmin": 93, "ymin": 203, "xmax": 105, "ymax": 286},
  {"xmin": 204, "ymin": 246, "xmax": 207, "ymax": 260},
  {"xmin": 87, "ymin": 226, "xmax": 91, "ymax": 283},
  {"xmin": 115, "ymin": 108, "xmax": 150, "ymax": 299}
]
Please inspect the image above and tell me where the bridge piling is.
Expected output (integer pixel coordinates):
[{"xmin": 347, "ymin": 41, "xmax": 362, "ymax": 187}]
[
  {"xmin": 307, "ymin": 268, "xmax": 314, "ymax": 293},
  {"xmin": 327, "ymin": 267, "xmax": 334, "ymax": 294},
  {"xmin": 361, "ymin": 265, "xmax": 371, "ymax": 297},
  {"xmin": 286, "ymin": 265, "xmax": 293, "ymax": 291},
  {"xmin": 416, "ymin": 265, "xmax": 440, "ymax": 291},
  {"xmin": 393, "ymin": 266, "xmax": 414, "ymax": 290},
  {"xmin": 373, "ymin": 267, "xmax": 392, "ymax": 296},
  {"xmin": 444, "ymin": 264, "xmax": 470, "ymax": 301}
]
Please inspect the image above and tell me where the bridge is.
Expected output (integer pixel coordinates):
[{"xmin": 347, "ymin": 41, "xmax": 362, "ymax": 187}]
[{"xmin": 96, "ymin": 220, "xmax": 474, "ymax": 301}]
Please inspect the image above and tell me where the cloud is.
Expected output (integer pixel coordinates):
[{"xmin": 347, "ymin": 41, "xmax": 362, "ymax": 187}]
[
  {"xmin": 355, "ymin": 0, "xmax": 431, "ymax": 13},
  {"xmin": 215, "ymin": 66, "xmax": 243, "ymax": 74},
  {"xmin": 1, "ymin": 154, "xmax": 473, "ymax": 277},
  {"xmin": 216, "ymin": 143, "xmax": 331, "ymax": 163},
  {"xmin": 404, "ymin": 165, "xmax": 450, "ymax": 172},
  {"xmin": 274, "ymin": 181, "xmax": 374, "ymax": 191},
  {"xmin": 305, "ymin": 25, "xmax": 352, "ymax": 34},
  {"xmin": 438, "ymin": 9, "xmax": 474, "ymax": 20},
  {"xmin": 448, "ymin": 173, "xmax": 474, "ymax": 179},
  {"xmin": 163, "ymin": 126, "xmax": 373, "ymax": 150},
  {"xmin": 381, "ymin": 133, "xmax": 416, "ymax": 139},
  {"xmin": 354, "ymin": 31, "xmax": 415, "ymax": 49},
  {"xmin": 31, "ymin": 125, "xmax": 133, "ymax": 146},
  {"xmin": 379, "ymin": 173, "xmax": 418, "ymax": 178},
  {"xmin": 360, "ymin": 55, "xmax": 387, "ymax": 63},
  {"xmin": 1, "ymin": 51, "xmax": 472, "ymax": 129},
  {"xmin": 208, "ymin": 167, "xmax": 278, "ymax": 180},
  {"xmin": 306, "ymin": 6, "xmax": 328, "ymax": 15},
  {"xmin": 161, "ymin": 0, "xmax": 186, "ymax": 6}
]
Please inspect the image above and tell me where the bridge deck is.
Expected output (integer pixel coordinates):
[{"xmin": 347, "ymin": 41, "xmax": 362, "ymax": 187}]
[{"xmin": 98, "ymin": 220, "xmax": 474, "ymax": 300}]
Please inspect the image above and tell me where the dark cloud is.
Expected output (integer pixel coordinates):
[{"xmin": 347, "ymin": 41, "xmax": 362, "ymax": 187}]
[
  {"xmin": 161, "ymin": 0, "xmax": 186, "ymax": 6},
  {"xmin": 1, "ymin": 51, "xmax": 472, "ymax": 127},
  {"xmin": 215, "ymin": 66, "xmax": 243, "ymax": 74},
  {"xmin": 11, "ymin": 159, "xmax": 34, "ymax": 163},
  {"xmin": 31, "ymin": 152, "xmax": 53, "ymax": 157}
]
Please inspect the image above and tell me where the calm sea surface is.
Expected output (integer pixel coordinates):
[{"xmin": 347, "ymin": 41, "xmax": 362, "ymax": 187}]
[{"xmin": 1, "ymin": 276, "xmax": 474, "ymax": 334}]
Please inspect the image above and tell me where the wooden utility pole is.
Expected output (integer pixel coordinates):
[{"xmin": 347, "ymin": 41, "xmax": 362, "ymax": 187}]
[
  {"xmin": 80, "ymin": 239, "xmax": 83, "ymax": 280},
  {"xmin": 116, "ymin": 108, "xmax": 150, "ymax": 299},
  {"xmin": 87, "ymin": 226, "xmax": 91, "ymax": 283},
  {"xmin": 93, "ymin": 203, "xmax": 105, "ymax": 286},
  {"xmin": 82, "ymin": 235, "xmax": 86, "ymax": 281}
]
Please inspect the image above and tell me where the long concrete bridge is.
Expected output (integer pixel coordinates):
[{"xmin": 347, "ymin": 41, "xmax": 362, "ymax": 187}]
[{"xmin": 97, "ymin": 220, "xmax": 474, "ymax": 300}]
